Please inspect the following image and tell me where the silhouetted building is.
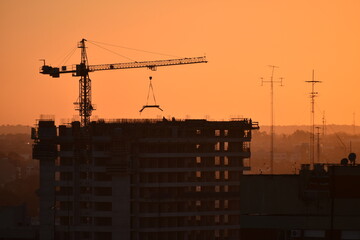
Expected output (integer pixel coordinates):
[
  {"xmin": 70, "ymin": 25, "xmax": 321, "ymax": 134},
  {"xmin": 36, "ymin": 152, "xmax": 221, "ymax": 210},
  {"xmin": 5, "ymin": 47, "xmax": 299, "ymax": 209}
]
[
  {"xmin": 239, "ymin": 163, "xmax": 360, "ymax": 240},
  {"xmin": 32, "ymin": 118, "xmax": 259, "ymax": 240},
  {"xmin": 0, "ymin": 204, "xmax": 39, "ymax": 240}
]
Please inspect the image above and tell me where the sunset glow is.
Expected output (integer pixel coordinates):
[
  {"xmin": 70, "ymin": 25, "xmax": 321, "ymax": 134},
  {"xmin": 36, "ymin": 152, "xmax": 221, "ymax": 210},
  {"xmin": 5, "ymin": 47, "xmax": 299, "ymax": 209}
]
[{"xmin": 1, "ymin": 0, "xmax": 360, "ymax": 126}]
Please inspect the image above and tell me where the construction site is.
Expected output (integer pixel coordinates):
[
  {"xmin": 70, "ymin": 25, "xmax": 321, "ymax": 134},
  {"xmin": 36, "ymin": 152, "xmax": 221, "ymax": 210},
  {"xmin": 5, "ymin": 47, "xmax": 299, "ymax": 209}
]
[
  {"xmin": 30, "ymin": 39, "xmax": 360, "ymax": 240},
  {"xmin": 32, "ymin": 117, "xmax": 258, "ymax": 240},
  {"xmin": 30, "ymin": 39, "xmax": 259, "ymax": 240}
]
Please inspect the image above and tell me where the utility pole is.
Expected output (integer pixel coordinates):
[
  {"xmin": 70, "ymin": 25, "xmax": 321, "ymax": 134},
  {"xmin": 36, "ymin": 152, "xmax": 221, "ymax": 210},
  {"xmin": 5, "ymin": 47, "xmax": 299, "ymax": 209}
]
[
  {"xmin": 353, "ymin": 112, "xmax": 356, "ymax": 135},
  {"xmin": 261, "ymin": 65, "xmax": 283, "ymax": 174},
  {"xmin": 322, "ymin": 111, "xmax": 326, "ymax": 136},
  {"xmin": 316, "ymin": 126, "xmax": 321, "ymax": 163},
  {"xmin": 306, "ymin": 70, "xmax": 321, "ymax": 169}
]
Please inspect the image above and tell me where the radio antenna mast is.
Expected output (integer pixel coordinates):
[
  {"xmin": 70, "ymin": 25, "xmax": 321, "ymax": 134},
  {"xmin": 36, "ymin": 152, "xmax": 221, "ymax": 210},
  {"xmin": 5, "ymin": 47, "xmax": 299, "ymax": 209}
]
[
  {"xmin": 322, "ymin": 111, "xmax": 326, "ymax": 136},
  {"xmin": 353, "ymin": 112, "xmax": 356, "ymax": 135},
  {"xmin": 306, "ymin": 70, "xmax": 321, "ymax": 169},
  {"xmin": 261, "ymin": 65, "xmax": 283, "ymax": 174}
]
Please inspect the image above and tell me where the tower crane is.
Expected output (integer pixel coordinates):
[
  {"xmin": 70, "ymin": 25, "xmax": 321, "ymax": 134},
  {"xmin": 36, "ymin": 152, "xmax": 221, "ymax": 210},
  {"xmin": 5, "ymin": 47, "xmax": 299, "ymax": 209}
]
[{"xmin": 40, "ymin": 38, "xmax": 207, "ymax": 126}]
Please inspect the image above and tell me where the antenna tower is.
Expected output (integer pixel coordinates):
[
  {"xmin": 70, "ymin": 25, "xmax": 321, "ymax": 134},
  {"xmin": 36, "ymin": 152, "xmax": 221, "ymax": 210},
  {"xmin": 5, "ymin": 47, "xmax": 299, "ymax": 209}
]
[
  {"xmin": 322, "ymin": 111, "xmax": 326, "ymax": 136},
  {"xmin": 305, "ymin": 70, "xmax": 321, "ymax": 169},
  {"xmin": 353, "ymin": 112, "xmax": 356, "ymax": 135},
  {"xmin": 316, "ymin": 126, "xmax": 321, "ymax": 163},
  {"xmin": 261, "ymin": 65, "xmax": 283, "ymax": 174}
]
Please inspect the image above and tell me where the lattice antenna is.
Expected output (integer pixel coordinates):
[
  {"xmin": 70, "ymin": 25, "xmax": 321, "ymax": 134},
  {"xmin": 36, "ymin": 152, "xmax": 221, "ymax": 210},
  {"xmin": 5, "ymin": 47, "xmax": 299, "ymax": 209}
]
[
  {"xmin": 322, "ymin": 111, "xmax": 326, "ymax": 136},
  {"xmin": 353, "ymin": 112, "xmax": 356, "ymax": 135},
  {"xmin": 305, "ymin": 70, "xmax": 322, "ymax": 169},
  {"xmin": 316, "ymin": 126, "xmax": 321, "ymax": 163},
  {"xmin": 261, "ymin": 65, "xmax": 284, "ymax": 174}
]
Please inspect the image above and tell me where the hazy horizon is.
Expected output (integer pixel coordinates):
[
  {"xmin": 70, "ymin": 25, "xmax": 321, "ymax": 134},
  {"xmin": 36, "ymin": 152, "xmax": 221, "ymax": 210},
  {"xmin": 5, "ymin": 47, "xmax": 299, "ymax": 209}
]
[{"xmin": 2, "ymin": 122, "xmax": 360, "ymax": 136}]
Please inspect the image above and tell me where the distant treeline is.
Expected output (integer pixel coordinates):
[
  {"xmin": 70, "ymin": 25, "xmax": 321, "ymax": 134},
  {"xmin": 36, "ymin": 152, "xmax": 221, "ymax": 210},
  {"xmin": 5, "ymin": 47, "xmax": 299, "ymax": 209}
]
[
  {"xmin": 0, "ymin": 125, "xmax": 31, "ymax": 134},
  {"xmin": 258, "ymin": 125, "xmax": 359, "ymax": 135},
  {"xmin": 1, "ymin": 124, "xmax": 359, "ymax": 135}
]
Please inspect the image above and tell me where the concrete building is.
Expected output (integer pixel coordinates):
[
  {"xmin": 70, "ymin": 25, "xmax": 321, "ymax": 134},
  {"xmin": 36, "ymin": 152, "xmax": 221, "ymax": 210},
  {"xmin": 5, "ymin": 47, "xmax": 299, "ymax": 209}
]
[
  {"xmin": 32, "ymin": 118, "xmax": 259, "ymax": 240},
  {"xmin": 239, "ymin": 163, "xmax": 360, "ymax": 240}
]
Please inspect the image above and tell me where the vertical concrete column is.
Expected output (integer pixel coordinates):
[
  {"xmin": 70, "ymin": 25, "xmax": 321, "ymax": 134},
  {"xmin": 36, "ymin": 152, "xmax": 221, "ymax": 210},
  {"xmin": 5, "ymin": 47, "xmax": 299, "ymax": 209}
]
[
  {"xmin": 39, "ymin": 158, "xmax": 55, "ymax": 240},
  {"xmin": 112, "ymin": 174, "xmax": 131, "ymax": 240}
]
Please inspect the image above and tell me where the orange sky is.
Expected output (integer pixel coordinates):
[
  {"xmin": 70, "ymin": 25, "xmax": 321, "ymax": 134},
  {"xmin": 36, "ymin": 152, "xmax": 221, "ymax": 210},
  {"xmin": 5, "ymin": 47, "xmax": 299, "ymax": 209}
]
[{"xmin": 1, "ymin": 0, "xmax": 360, "ymax": 126}]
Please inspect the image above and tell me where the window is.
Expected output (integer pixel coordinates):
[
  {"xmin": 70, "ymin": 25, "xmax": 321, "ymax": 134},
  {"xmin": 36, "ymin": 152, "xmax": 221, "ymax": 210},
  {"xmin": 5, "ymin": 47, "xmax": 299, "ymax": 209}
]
[
  {"xmin": 55, "ymin": 172, "xmax": 60, "ymax": 181},
  {"xmin": 224, "ymin": 200, "xmax": 228, "ymax": 209},
  {"xmin": 215, "ymin": 200, "xmax": 220, "ymax": 209},
  {"xmin": 196, "ymin": 186, "xmax": 201, "ymax": 192},
  {"xmin": 214, "ymin": 215, "xmax": 220, "ymax": 223},
  {"xmin": 224, "ymin": 185, "xmax": 229, "ymax": 192},
  {"xmin": 224, "ymin": 156, "xmax": 229, "ymax": 165},
  {"xmin": 224, "ymin": 215, "xmax": 229, "ymax": 223},
  {"xmin": 224, "ymin": 142, "xmax": 229, "ymax": 151},
  {"xmin": 196, "ymin": 200, "xmax": 201, "ymax": 207},
  {"xmin": 214, "ymin": 142, "xmax": 220, "ymax": 151},
  {"xmin": 196, "ymin": 156, "xmax": 201, "ymax": 164},
  {"xmin": 196, "ymin": 171, "xmax": 201, "ymax": 178},
  {"xmin": 224, "ymin": 171, "xmax": 229, "ymax": 180},
  {"xmin": 215, "ymin": 171, "xmax": 220, "ymax": 180},
  {"xmin": 215, "ymin": 156, "xmax": 220, "ymax": 165},
  {"xmin": 215, "ymin": 130, "xmax": 221, "ymax": 136},
  {"xmin": 95, "ymin": 217, "xmax": 112, "ymax": 226},
  {"xmin": 215, "ymin": 185, "xmax": 220, "ymax": 192}
]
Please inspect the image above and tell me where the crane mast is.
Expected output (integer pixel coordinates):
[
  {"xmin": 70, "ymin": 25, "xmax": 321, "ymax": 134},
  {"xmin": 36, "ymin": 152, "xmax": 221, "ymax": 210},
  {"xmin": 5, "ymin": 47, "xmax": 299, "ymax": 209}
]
[
  {"xmin": 40, "ymin": 39, "xmax": 207, "ymax": 127},
  {"xmin": 75, "ymin": 39, "xmax": 93, "ymax": 126}
]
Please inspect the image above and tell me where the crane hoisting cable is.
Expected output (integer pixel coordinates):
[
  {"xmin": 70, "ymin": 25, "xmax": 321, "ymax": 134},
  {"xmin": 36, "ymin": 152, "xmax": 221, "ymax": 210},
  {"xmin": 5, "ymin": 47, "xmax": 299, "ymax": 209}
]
[{"xmin": 139, "ymin": 76, "xmax": 163, "ymax": 113}]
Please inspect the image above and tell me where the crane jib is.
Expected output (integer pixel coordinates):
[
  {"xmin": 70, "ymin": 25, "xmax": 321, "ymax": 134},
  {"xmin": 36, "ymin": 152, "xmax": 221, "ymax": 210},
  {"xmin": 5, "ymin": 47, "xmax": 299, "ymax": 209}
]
[
  {"xmin": 40, "ymin": 56, "xmax": 207, "ymax": 78},
  {"xmin": 89, "ymin": 57, "xmax": 207, "ymax": 72}
]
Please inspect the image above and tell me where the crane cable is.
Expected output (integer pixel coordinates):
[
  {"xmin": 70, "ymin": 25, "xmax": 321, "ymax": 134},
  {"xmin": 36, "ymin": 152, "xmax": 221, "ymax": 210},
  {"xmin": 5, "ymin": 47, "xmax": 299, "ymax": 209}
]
[
  {"xmin": 55, "ymin": 46, "xmax": 77, "ymax": 67},
  {"xmin": 87, "ymin": 39, "xmax": 181, "ymax": 59},
  {"xmin": 146, "ymin": 76, "xmax": 157, "ymax": 106},
  {"xmin": 139, "ymin": 76, "xmax": 163, "ymax": 113},
  {"xmin": 87, "ymin": 41, "xmax": 136, "ymax": 62}
]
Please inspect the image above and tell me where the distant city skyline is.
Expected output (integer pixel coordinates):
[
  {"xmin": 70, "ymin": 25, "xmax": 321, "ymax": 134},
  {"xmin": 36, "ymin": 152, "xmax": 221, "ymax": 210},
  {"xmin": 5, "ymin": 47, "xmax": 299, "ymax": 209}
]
[{"xmin": 1, "ymin": 1, "xmax": 360, "ymax": 126}]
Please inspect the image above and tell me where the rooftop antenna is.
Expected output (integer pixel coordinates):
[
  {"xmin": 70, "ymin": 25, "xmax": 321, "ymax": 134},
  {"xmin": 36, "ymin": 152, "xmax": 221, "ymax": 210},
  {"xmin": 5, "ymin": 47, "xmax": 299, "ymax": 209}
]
[
  {"xmin": 261, "ymin": 65, "xmax": 283, "ymax": 174},
  {"xmin": 316, "ymin": 126, "xmax": 321, "ymax": 163},
  {"xmin": 322, "ymin": 111, "xmax": 326, "ymax": 136},
  {"xmin": 353, "ymin": 112, "xmax": 356, "ymax": 135},
  {"xmin": 305, "ymin": 70, "xmax": 321, "ymax": 169}
]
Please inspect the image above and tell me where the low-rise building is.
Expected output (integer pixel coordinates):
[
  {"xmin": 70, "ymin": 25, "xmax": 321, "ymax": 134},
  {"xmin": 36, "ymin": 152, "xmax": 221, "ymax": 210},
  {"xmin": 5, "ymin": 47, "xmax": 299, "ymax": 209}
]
[{"xmin": 239, "ymin": 163, "xmax": 360, "ymax": 240}]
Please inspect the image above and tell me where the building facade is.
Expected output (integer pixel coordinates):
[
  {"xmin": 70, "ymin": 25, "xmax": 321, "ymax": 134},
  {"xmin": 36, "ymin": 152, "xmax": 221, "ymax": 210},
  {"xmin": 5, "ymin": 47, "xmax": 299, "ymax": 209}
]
[
  {"xmin": 32, "ymin": 118, "xmax": 259, "ymax": 240},
  {"xmin": 239, "ymin": 164, "xmax": 360, "ymax": 240}
]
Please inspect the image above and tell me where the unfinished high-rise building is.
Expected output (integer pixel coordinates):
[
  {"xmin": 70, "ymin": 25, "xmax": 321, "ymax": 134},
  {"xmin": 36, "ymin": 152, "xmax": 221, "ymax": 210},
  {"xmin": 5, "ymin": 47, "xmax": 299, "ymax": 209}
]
[{"xmin": 32, "ymin": 118, "xmax": 259, "ymax": 240}]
